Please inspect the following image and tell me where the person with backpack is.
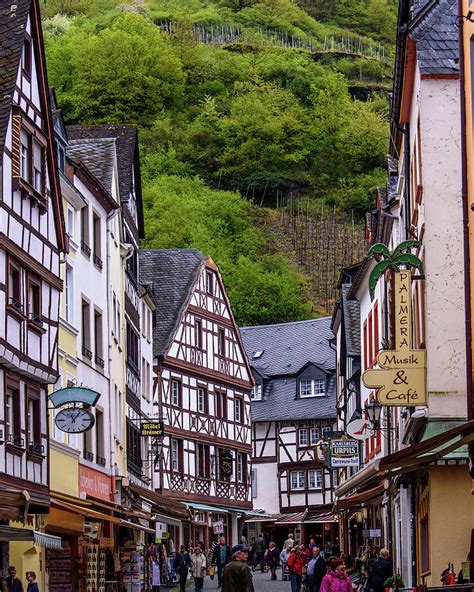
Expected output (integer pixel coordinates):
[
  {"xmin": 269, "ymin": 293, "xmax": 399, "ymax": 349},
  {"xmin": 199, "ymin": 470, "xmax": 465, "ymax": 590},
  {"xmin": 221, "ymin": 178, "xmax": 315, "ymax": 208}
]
[
  {"xmin": 287, "ymin": 545, "xmax": 306, "ymax": 592},
  {"xmin": 173, "ymin": 545, "xmax": 192, "ymax": 592},
  {"xmin": 369, "ymin": 549, "xmax": 392, "ymax": 592},
  {"xmin": 320, "ymin": 558, "xmax": 352, "ymax": 592}
]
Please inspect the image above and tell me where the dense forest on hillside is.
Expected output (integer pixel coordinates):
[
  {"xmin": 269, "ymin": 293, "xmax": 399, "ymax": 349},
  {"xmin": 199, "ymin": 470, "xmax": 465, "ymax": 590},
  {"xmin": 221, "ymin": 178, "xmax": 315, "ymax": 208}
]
[{"xmin": 42, "ymin": 0, "xmax": 396, "ymax": 324}]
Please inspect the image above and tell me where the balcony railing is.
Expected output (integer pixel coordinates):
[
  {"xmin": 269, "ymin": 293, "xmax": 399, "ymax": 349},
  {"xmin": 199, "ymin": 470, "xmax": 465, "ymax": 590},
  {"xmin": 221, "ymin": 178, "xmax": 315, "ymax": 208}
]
[
  {"xmin": 8, "ymin": 297, "xmax": 24, "ymax": 313},
  {"xmin": 28, "ymin": 312, "xmax": 44, "ymax": 327},
  {"xmin": 93, "ymin": 254, "xmax": 103, "ymax": 270},
  {"xmin": 127, "ymin": 458, "xmax": 143, "ymax": 478},
  {"xmin": 84, "ymin": 450, "xmax": 94, "ymax": 462},
  {"xmin": 82, "ymin": 346, "xmax": 93, "ymax": 360},
  {"xmin": 96, "ymin": 455, "xmax": 106, "ymax": 467},
  {"xmin": 126, "ymin": 357, "xmax": 140, "ymax": 377},
  {"xmin": 81, "ymin": 240, "xmax": 91, "ymax": 257},
  {"xmin": 95, "ymin": 354, "xmax": 105, "ymax": 369},
  {"xmin": 28, "ymin": 442, "xmax": 45, "ymax": 455},
  {"xmin": 6, "ymin": 434, "xmax": 24, "ymax": 448}
]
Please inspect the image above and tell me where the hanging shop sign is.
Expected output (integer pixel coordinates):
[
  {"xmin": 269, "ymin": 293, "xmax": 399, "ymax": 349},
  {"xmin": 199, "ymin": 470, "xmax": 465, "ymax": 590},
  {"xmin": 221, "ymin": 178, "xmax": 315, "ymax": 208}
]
[
  {"xmin": 219, "ymin": 449, "xmax": 233, "ymax": 480},
  {"xmin": 140, "ymin": 420, "xmax": 164, "ymax": 437},
  {"xmin": 346, "ymin": 418, "xmax": 374, "ymax": 441},
  {"xmin": 79, "ymin": 465, "xmax": 113, "ymax": 502},
  {"xmin": 330, "ymin": 437, "xmax": 359, "ymax": 468},
  {"xmin": 49, "ymin": 387, "xmax": 100, "ymax": 408},
  {"xmin": 213, "ymin": 521, "xmax": 224, "ymax": 534},
  {"xmin": 362, "ymin": 270, "xmax": 426, "ymax": 406}
]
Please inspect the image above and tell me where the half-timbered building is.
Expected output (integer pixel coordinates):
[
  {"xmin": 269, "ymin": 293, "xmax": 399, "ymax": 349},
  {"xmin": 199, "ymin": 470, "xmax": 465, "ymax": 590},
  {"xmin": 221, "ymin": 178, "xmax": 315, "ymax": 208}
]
[
  {"xmin": 140, "ymin": 249, "xmax": 253, "ymax": 547},
  {"xmin": 0, "ymin": 0, "xmax": 66, "ymax": 571},
  {"xmin": 240, "ymin": 319, "xmax": 338, "ymax": 549}
]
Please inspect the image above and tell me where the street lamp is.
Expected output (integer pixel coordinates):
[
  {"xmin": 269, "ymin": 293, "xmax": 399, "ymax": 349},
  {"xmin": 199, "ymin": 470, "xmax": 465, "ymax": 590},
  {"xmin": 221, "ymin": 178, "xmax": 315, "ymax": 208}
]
[{"xmin": 365, "ymin": 400, "xmax": 383, "ymax": 429}]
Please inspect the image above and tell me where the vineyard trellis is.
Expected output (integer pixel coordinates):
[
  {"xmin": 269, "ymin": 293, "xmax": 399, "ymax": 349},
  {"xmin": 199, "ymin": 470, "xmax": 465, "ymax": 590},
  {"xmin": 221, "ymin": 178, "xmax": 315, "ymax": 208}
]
[
  {"xmin": 275, "ymin": 193, "xmax": 367, "ymax": 316},
  {"xmin": 153, "ymin": 19, "xmax": 387, "ymax": 60}
]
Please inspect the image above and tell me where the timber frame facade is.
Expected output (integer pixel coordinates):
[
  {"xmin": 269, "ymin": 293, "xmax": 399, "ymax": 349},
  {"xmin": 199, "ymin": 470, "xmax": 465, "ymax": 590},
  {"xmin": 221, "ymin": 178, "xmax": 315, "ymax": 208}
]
[
  {"xmin": 0, "ymin": 0, "xmax": 66, "ymax": 521},
  {"xmin": 140, "ymin": 249, "xmax": 253, "ymax": 546}
]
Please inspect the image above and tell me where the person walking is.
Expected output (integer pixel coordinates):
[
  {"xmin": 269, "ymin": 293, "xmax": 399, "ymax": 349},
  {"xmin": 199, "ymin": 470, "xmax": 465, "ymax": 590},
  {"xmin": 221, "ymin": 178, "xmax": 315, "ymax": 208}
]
[
  {"xmin": 222, "ymin": 544, "xmax": 254, "ymax": 592},
  {"xmin": 212, "ymin": 536, "xmax": 232, "ymax": 588},
  {"xmin": 280, "ymin": 547, "xmax": 291, "ymax": 580},
  {"xmin": 253, "ymin": 534, "xmax": 266, "ymax": 572},
  {"xmin": 284, "ymin": 534, "xmax": 295, "ymax": 551},
  {"xmin": 307, "ymin": 547, "xmax": 326, "ymax": 592},
  {"xmin": 6, "ymin": 567, "xmax": 23, "ymax": 592},
  {"xmin": 190, "ymin": 546, "xmax": 207, "ymax": 592},
  {"xmin": 25, "ymin": 573, "xmax": 38, "ymax": 592},
  {"xmin": 320, "ymin": 559, "xmax": 352, "ymax": 592},
  {"xmin": 287, "ymin": 544, "xmax": 306, "ymax": 592},
  {"xmin": 264, "ymin": 542, "xmax": 280, "ymax": 581},
  {"xmin": 369, "ymin": 549, "xmax": 392, "ymax": 592},
  {"xmin": 174, "ymin": 545, "xmax": 192, "ymax": 592}
]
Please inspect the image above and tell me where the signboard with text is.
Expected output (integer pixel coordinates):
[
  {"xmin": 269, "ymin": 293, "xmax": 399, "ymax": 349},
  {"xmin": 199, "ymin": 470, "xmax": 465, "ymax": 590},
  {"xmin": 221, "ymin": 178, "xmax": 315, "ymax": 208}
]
[
  {"xmin": 140, "ymin": 420, "xmax": 164, "ymax": 437},
  {"xmin": 330, "ymin": 438, "xmax": 359, "ymax": 468},
  {"xmin": 363, "ymin": 270, "xmax": 426, "ymax": 406},
  {"xmin": 79, "ymin": 465, "xmax": 113, "ymax": 502}
]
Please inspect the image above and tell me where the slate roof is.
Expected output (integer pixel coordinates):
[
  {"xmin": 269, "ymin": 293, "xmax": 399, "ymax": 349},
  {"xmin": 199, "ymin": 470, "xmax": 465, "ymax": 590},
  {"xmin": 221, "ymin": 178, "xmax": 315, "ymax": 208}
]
[
  {"xmin": 67, "ymin": 125, "xmax": 144, "ymax": 237},
  {"xmin": 67, "ymin": 138, "xmax": 117, "ymax": 195},
  {"xmin": 241, "ymin": 318, "xmax": 336, "ymax": 422},
  {"xmin": 410, "ymin": 0, "xmax": 459, "ymax": 75},
  {"xmin": 139, "ymin": 249, "xmax": 206, "ymax": 357},
  {"xmin": 341, "ymin": 284, "xmax": 360, "ymax": 357},
  {"xmin": 0, "ymin": 1, "xmax": 30, "ymax": 150}
]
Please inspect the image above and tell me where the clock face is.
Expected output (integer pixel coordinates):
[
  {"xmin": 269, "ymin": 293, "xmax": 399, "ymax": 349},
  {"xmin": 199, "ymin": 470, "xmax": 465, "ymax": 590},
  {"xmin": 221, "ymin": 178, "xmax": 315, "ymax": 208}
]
[{"xmin": 55, "ymin": 407, "xmax": 95, "ymax": 433}]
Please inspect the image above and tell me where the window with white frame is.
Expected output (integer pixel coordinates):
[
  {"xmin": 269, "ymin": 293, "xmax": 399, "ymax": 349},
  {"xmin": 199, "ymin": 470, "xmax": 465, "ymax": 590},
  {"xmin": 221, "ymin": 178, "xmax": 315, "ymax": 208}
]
[
  {"xmin": 197, "ymin": 387, "xmax": 206, "ymax": 413},
  {"xmin": 171, "ymin": 380, "xmax": 181, "ymax": 406},
  {"xmin": 310, "ymin": 427, "xmax": 319, "ymax": 446},
  {"xmin": 290, "ymin": 471, "xmax": 305, "ymax": 490},
  {"xmin": 322, "ymin": 427, "xmax": 331, "ymax": 439},
  {"xmin": 65, "ymin": 264, "xmax": 73, "ymax": 324},
  {"xmin": 237, "ymin": 452, "xmax": 244, "ymax": 482},
  {"xmin": 20, "ymin": 130, "xmax": 29, "ymax": 181},
  {"xmin": 298, "ymin": 429, "xmax": 308, "ymax": 447},
  {"xmin": 299, "ymin": 378, "xmax": 325, "ymax": 398},
  {"xmin": 308, "ymin": 469, "xmax": 323, "ymax": 489},
  {"xmin": 33, "ymin": 141, "xmax": 43, "ymax": 192},
  {"xmin": 67, "ymin": 208, "xmax": 74, "ymax": 239},
  {"xmin": 234, "ymin": 398, "xmax": 242, "ymax": 423},
  {"xmin": 172, "ymin": 439, "xmax": 179, "ymax": 471},
  {"xmin": 251, "ymin": 384, "xmax": 262, "ymax": 401}
]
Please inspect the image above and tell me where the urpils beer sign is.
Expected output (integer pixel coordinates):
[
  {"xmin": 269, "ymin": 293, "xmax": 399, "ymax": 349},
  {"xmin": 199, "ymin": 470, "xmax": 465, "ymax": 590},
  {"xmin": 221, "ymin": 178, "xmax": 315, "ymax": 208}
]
[{"xmin": 362, "ymin": 270, "xmax": 426, "ymax": 406}]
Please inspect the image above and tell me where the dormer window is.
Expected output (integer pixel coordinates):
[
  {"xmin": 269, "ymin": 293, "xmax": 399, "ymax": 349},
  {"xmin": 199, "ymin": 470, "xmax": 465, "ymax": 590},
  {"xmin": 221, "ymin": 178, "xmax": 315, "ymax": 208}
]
[
  {"xmin": 300, "ymin": 378, "xmax": 325, "ymax": 398},
  {"xmin": 253, "ymin": 351, "xmax": 264, "ymax": 359},
  {"xmin": 251, "ymin": 384, "xmax": 262, "ymax": 401}
]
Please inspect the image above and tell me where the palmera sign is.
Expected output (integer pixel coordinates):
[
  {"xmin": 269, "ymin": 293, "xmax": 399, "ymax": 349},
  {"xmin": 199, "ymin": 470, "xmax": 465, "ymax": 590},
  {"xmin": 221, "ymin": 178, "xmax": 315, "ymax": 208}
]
[{"xmin": 362, "ymin": 243, "xmax": 426, "ymax": 406}]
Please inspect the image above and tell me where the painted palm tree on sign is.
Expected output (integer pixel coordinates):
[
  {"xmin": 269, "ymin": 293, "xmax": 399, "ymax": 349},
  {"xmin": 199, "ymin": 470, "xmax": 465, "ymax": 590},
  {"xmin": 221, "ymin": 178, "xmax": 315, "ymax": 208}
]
[{"xmin": 367, "ymin": 240, "xmax": 422, "ymax": 299}]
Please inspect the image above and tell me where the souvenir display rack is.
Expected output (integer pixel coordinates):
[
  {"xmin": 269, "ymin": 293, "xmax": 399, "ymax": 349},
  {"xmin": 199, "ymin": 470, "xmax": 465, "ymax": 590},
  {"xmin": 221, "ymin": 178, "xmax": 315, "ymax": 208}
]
[{"xmin": 46, "ymin": 546, "xmax": 73, "ymax": 592}]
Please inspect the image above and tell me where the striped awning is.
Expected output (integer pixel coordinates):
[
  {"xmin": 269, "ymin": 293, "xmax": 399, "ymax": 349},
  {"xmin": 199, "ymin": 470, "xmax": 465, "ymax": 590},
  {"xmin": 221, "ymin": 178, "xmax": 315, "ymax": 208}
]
[{"xmin": 0, "ymin": 526, "xmax": 62, "ymax": 549}]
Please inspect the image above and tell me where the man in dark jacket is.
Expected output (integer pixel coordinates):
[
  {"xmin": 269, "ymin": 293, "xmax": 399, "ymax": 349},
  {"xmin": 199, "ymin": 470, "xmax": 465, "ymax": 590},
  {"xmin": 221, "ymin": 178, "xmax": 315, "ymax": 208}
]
[
  {"xmin": 173, "ymin": 545, "xmax": 192, "ymax": 592},
  {"xmin": 212, "ymin": 536, "xmax": 232, "ymax": 587},
  {"xmin": 222, "ymin": 545, "xmax": 255, "ymax": 592},
  {"xmin": 307, "ymin": 547, "xmax": 326, "ymax": 592}
]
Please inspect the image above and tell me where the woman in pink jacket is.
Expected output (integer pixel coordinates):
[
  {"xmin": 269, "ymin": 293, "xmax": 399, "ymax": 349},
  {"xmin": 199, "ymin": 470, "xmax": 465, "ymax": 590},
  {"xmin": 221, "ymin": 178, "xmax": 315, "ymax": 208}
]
[{"xmin": 320, "ymin": 559, "xmax": 352, "ymax": 592}]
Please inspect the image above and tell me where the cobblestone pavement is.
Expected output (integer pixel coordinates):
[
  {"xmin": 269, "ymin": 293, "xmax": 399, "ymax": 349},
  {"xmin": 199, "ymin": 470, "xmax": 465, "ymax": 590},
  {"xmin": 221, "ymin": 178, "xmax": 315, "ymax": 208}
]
[{"xmin": 202, "ymin": 568, "xmax": 290, "ymax": 592}]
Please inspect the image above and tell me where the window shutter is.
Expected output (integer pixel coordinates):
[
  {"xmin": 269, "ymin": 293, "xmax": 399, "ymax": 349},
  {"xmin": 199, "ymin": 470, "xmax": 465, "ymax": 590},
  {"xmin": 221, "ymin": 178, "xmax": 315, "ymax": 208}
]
[{"xmin": 11, "ymin": 116, "xmax": 21, "ymax": 178}]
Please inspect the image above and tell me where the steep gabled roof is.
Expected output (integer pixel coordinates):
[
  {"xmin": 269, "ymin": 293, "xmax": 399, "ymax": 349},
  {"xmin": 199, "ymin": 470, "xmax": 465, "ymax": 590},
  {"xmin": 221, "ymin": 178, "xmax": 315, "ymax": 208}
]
[
  {"xmin": 241, "ymin": 318, "xmax": 336, "ymax": 422},
  {"xmin": 0, "ymin": 0, "xmax": 30, "ymax": 150},
  {"xmin": 139, "ymin": 249, "xmax": 206, "ymax": 357},
  {"xmin": 409, "ymin": 0, "xmax": 458, "ymax": 75},
  {"xmin": 67, "ymin": 124, "xmax": 144, "ymax": 237},
  {"xmin": 67, "ymin": 137, "xmax": 117, "ymax": 196},
  {"xmin": 241, "ymin": 317, "xmax": 335, "ymax": 377}
]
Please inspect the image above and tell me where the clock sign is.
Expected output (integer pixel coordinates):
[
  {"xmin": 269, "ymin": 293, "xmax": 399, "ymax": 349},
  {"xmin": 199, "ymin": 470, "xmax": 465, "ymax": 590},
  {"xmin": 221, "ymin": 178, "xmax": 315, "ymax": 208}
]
[{"xmin": 55, "ymin": 407, "xmax": 95, "ymax": 433}]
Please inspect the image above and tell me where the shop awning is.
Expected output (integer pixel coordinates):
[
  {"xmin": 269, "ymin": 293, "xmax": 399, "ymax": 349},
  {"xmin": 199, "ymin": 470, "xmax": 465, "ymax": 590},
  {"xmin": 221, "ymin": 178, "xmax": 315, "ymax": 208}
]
[
  {"xmin": 275, "ymin": 512, "xmax": 307, "ymax": 524},
  {"xmin": 51, "ymin": 498, "xmax": 121, "ymax": 524},
  {"xmin": 0, "ymin": 526, "xmax": 62, "ymax": 549},
  {"xmin": 128, "ymin": 483, "xmax": 189, "ymax": 521},
  {"xmin": 245, "ymin": 514, "xmax": 277, "ymax": 523},
  {"xmin": 334, "ymin": 420, "xmax": 474, "ymax": 502},
  {"xmin": 153, "ymin": 513, "xmax": 182, "ymax": 527},
  {"xmin": 334, "ymin": 485, "xmax": 384, "ymax": 511},
  {"xmin": 186, "ymin": 502, "xmax": 229, "ymax": 514},
  {"xmin": 119, "ymin": 520, "xmax": 155, "ymax": 534}
]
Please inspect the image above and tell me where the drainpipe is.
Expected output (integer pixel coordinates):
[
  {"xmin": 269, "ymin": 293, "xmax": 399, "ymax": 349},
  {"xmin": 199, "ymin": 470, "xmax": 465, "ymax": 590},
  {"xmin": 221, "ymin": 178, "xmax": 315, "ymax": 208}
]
[
  {"xmin": 403, "ymin": 123, "xmax": 411, "ymax": 241},
  {"xmin": 457, "ymin": 0, "xmax": 474, "ymax": 480}
]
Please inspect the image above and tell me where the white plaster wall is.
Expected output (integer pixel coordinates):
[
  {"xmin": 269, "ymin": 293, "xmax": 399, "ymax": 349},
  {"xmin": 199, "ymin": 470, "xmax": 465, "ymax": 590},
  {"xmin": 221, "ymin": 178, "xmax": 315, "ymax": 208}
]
[
  {"xmin": 252, "ymin": 463, "xmax": 280, "ymax": 513},
  {"xmin": 420, "ymin": 78, "xmax": 467, "ymax": 418}
]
